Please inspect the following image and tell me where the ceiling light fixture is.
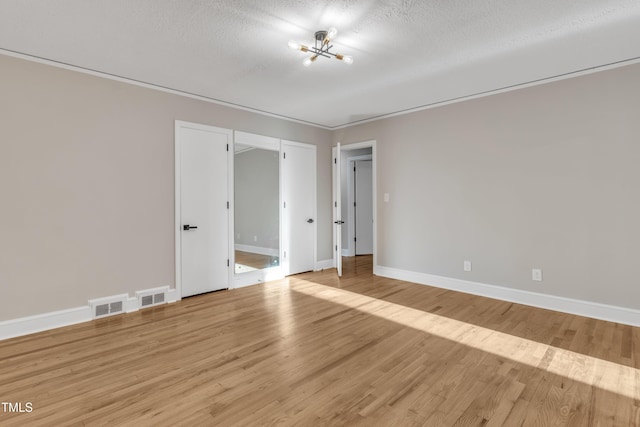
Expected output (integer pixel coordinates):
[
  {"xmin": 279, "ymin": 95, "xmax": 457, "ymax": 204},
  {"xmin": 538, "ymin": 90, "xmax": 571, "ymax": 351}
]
[{"xmin": 288, "ymin": 27, "xmax": 353, "ymax": 67}]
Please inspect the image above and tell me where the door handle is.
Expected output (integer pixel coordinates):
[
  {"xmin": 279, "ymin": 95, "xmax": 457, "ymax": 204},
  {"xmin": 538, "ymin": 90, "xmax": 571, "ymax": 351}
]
[
  {"xmin": 307, "ymin": 218, "xmax": 314, "ymax": 224},
  {"xmin": 183, "ymin": 224, "xmax": 198, "ymax": 230},
  {"xmin": 334, "ymin": 220, "xmax": 344, "ymax": 225}
]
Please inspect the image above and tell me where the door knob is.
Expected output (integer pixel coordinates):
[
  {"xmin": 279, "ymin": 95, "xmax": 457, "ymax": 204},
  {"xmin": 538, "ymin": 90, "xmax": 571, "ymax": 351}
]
[
  {"xmin": 307, "ymin": 218, "xmax": 314, "ymax": 224},
  {"xmin": 183, "ymin": 224, "xmax": 198, "ymax": 230},
  {"xmin": 334, "ymin": 220, "xmax": 344, "ymax": 225}
]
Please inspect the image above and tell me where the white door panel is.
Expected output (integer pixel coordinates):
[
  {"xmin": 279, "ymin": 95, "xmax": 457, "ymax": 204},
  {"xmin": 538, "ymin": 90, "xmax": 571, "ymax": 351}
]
[
  {"xmin": 333, "ymin": 144, "xmax": 343, "ymax": 276},
  {"xmin": 178, "ymin": 123, "xmax": 230, "ymax": 297},
  {"xmin": 282, "ymin": 141, "xmax": 316, "ymax": 275}
]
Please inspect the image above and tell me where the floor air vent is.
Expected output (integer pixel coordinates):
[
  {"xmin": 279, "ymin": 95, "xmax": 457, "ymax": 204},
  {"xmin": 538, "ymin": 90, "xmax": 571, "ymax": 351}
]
[
  {"xmin": 89, "ymin": 294, "xmax": 128, "ymax": 319},
  {"xmin": 136, "ymin": 287, "xmax": 169, "ymax": 309}
]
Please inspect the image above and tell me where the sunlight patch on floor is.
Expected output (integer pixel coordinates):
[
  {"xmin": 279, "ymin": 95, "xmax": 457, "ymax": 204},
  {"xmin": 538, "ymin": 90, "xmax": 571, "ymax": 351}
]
[{"xmin": 290, "ymin": 279, "xmax": 639, "ymax": 400}]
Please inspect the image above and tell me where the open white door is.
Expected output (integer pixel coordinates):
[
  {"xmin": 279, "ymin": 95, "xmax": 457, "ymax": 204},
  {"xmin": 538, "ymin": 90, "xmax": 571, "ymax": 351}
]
[{"xmin": 333, "ymin": 143, "xmax": 343, "ymax": 276}]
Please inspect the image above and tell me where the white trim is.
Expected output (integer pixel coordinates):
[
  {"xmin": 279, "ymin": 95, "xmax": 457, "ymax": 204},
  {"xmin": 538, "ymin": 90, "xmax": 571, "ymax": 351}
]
[
  {"xmin": 341, "ymin": 249, "xmax": 350, "ymax": 257},
  {"xmin": 340, "ymin": 141, "xmax": 377, "ymax": 269},
  {"xmin": 234, "ymin": 244, "xmax": 279, "ymax": 256},
  {"xmin": 315, "ymin": 259, "xmax": 335, "ymax": 271},
  {"xmin": 0, "ymin": 306, "xmax": 91, "ymax": 341},
  {"xmin": 126, "ymin": 297, "xmax": 139, "ymax": 313},
  {"xmin": 0, "ymin": 49, "xmax": 331, "ymax": 130},
  {"xmin": 234, "ymin": 131, "xmax": 280, "ymax": 151},
  {"xmin": 374, "ymin": 265, "xmax": 640, "ymax": 327},
  {"xmin": 330, "ymin": 57, "xmax": 640, "ymax": 130},
  {"xmin": 1, "ymin": 286, "xmax": 179, "ymax": 341},
  {"xmin": 174, "ymin": 122, "xmax": 183, "ymax": 299},
  {"xmin": 5, "ymin": 49, "xmax": 640, "ymax": 131},
  {"xmin": 167, "ymin": 289, "xmax": 180, "ymax": 303}
]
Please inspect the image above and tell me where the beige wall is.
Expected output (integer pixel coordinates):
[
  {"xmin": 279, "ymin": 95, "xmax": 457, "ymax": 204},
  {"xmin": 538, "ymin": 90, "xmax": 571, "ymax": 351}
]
[
  {"xmin": 333, "ymin": 62, "xmax": 640, "ymax": 310},
  {"xmin": 3, "ymin": 52, "xmax": 639, "ymax": 323},
  {"xmin": 0, "ymin": 54, "xmax": 332, "ymax": 321}
]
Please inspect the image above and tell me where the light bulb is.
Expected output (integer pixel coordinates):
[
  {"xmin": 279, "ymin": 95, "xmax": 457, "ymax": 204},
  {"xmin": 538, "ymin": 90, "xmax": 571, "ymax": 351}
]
[
  {"xmin": 327, "ymin": 27, "xmax": 338, "ymax": 40},
  {"xmin": 303, "ymin": 55, "xmax": 318, "ymax": 67},
  {"xmin": 335, "ymin": 54, "xmax": 354, "ymax": 64},
  {"xmin": 288, "ymin": 40, "xmax": 300, "ymax": 50}
]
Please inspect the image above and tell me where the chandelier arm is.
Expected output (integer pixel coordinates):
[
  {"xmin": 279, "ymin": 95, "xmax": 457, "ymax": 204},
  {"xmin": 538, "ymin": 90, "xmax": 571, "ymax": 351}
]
[{"xmin": 309, "ymin": 48, "xmax": 332, "ymax": 58}]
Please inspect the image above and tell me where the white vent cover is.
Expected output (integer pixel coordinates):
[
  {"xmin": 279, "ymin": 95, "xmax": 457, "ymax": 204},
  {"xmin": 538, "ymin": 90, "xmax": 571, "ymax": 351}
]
[
  {"xmin": 89, "ymin": 294, "xmax": 128, "ymax": 319},
  {"xmin": 136, "ymin": 287, "xmax": 169, "ymax": 309}
]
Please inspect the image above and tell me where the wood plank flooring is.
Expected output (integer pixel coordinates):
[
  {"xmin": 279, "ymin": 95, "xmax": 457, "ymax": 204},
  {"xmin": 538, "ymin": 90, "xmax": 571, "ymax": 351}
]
[{"xmin": 0, "ymin": 255, "xmax": 638, "ymax": 426}]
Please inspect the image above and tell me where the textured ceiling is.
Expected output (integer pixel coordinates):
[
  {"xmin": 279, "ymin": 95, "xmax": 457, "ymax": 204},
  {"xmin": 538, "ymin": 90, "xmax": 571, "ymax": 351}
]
[{"xmin": 1, "ymin": 1, "xmax": 639, "ymax": 128}]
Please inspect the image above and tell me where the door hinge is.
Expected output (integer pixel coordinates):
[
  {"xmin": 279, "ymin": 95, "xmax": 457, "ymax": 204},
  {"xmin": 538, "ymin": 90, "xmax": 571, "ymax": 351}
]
[
  {"xmin": 354, "ymin": 166, "xmax": 356, "ymax": 172},
  {"xmin": 335, "ymin": 245, "xmax": 338, "ymax": 251},
  {"xmin": 283, "ymin": 152, "xmax": 286, "ymax": 159},
  {"xmin": 334, "ymin": 201, "xmax": 337, "ymax": 207},
  {"xmin": 227, "ymin": 201, "xmax": 230, "ymax": 209},
  {"xmin": 226, "ymin": 144, "xmax": 229, "ymax": 151},
  {"xmin": 334, "ymin": 158, "xmax": 337, "ymax": 164},
  {"xmin": 354, "ymin": 237, "xmax": 357, "ymax": 242},
  {"xmin": 227, "ymin": 259, "xmax": 230, "ymax": 267},
  {"xmin": 283, "ymin": 201, "xmax": 286, "ymax": 208},
  {"xmin": 354, "ymin": 202, "xmax": 356, "ymax": 207}
]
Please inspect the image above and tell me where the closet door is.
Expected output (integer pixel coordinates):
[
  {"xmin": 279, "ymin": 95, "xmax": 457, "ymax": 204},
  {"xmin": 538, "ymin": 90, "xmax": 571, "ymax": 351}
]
[
  {"xmin": 281, "ymin": 140, "xmax": 316, "ymax": 275},
  {"xmin": 176, "ymin": 121, "xmax": 231, "ymax": 297}
]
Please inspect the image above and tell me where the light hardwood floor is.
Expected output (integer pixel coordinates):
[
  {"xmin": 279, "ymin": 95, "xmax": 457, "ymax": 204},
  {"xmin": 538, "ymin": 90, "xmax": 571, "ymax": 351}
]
[{"xmin": 0, "ymin": 256, "xmax": 638, "ymax": 426}]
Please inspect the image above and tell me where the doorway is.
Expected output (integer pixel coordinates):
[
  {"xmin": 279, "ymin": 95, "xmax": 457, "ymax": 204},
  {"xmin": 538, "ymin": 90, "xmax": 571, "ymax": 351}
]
[
  {"xmin": 354, "ymin": 159, "xmax": 373, "ymax": 255},
  {"xmin": 333, "ymin": 141, "xmax": 376, "ymax": 277}
]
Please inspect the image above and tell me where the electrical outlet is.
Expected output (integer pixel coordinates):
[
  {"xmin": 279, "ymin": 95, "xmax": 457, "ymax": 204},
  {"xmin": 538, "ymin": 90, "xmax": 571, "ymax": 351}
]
[
  {"xmin": 253, "ymin": 235, "xmax": 257, "ymax": 242},
  {"xmin": 463, "ymin": 260, "xmax": 472, "ymax": 272},
  {"xmin": 532, "ymin": 268, "xmax": 543, "ymax": 282}
]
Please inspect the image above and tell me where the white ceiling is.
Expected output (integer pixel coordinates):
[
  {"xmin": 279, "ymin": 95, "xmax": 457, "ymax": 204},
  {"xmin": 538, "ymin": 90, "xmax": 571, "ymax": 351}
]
[{"xmin": 1, "ymin": 1, "xmax": 639, "ymax": 129}]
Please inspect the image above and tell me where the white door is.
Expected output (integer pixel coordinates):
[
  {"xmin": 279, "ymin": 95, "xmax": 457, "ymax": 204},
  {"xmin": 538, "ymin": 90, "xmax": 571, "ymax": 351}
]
[
  {"xmin": 355, "ymin": 160, "xmax": 373, "ymax": 255},
  {"xmin": 333, "ymin": 144, "xmax": 343, "ymax": 276},
  {"xmin": 176, "ymin": 122, "xmax": 231, "ymax": 297},
  {"xmin": 282, "ymin": 140, "xmax": 316, "ymax": 275}
]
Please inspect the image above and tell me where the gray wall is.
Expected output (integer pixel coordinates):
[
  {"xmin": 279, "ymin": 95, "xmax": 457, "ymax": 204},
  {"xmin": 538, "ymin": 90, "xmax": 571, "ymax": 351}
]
[
  {"xmin": 333, "ymin": 62, "xmax": 640, "ymax": 310},
  {"xmin": 0, "ymin": 54, "xmax": 332, "ymax": 321},
  {"xmin": 235, "ymin": 148, "xmax": 279, "ymax": 250}
]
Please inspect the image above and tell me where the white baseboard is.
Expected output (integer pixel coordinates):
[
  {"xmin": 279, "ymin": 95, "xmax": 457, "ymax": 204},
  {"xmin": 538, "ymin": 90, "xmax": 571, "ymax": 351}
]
[
  {"xmin": 0, "ymin": 306, "xmax": 92, "ymax": 341},
  {"xmin": 374, "ymin": 265, "xmax": 640, "ymax": 327},
  {"xmin": 315, "ymin": 259, "xmax": 335, "ymax": 271},
  {"xmin": 341, "ymin": 249, "xmax": 350, "ymax": 257},
  {"xmin": 167, "ymin": 289, "xmax": 180, "ymax": 303},
  {"xmin": 235, "ymin": 244, "xmax": 279, "ymax": 256},
  {"xmin": 1, "ymin": 286, "xmax": 180, "ymax": 341}
]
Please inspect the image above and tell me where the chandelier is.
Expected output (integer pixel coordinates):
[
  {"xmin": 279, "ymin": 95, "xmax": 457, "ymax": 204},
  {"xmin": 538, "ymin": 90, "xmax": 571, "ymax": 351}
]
[{"xmin": 288, "ymin": 27, "xmax": 353, "ymax": 67}]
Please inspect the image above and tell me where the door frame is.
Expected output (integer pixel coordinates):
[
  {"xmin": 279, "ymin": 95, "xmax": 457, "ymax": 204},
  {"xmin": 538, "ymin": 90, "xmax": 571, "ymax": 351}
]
[
  {"xmin": 175, "ymin": 120, "xmax": 234, "ymax": 298},
  {"xmin": 333, "ymin": 140, "xmax": 377, "ymax": 273},
  {"xmin": 281, "ymin": 139, "xmax": 317, "ymax": 275}
]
